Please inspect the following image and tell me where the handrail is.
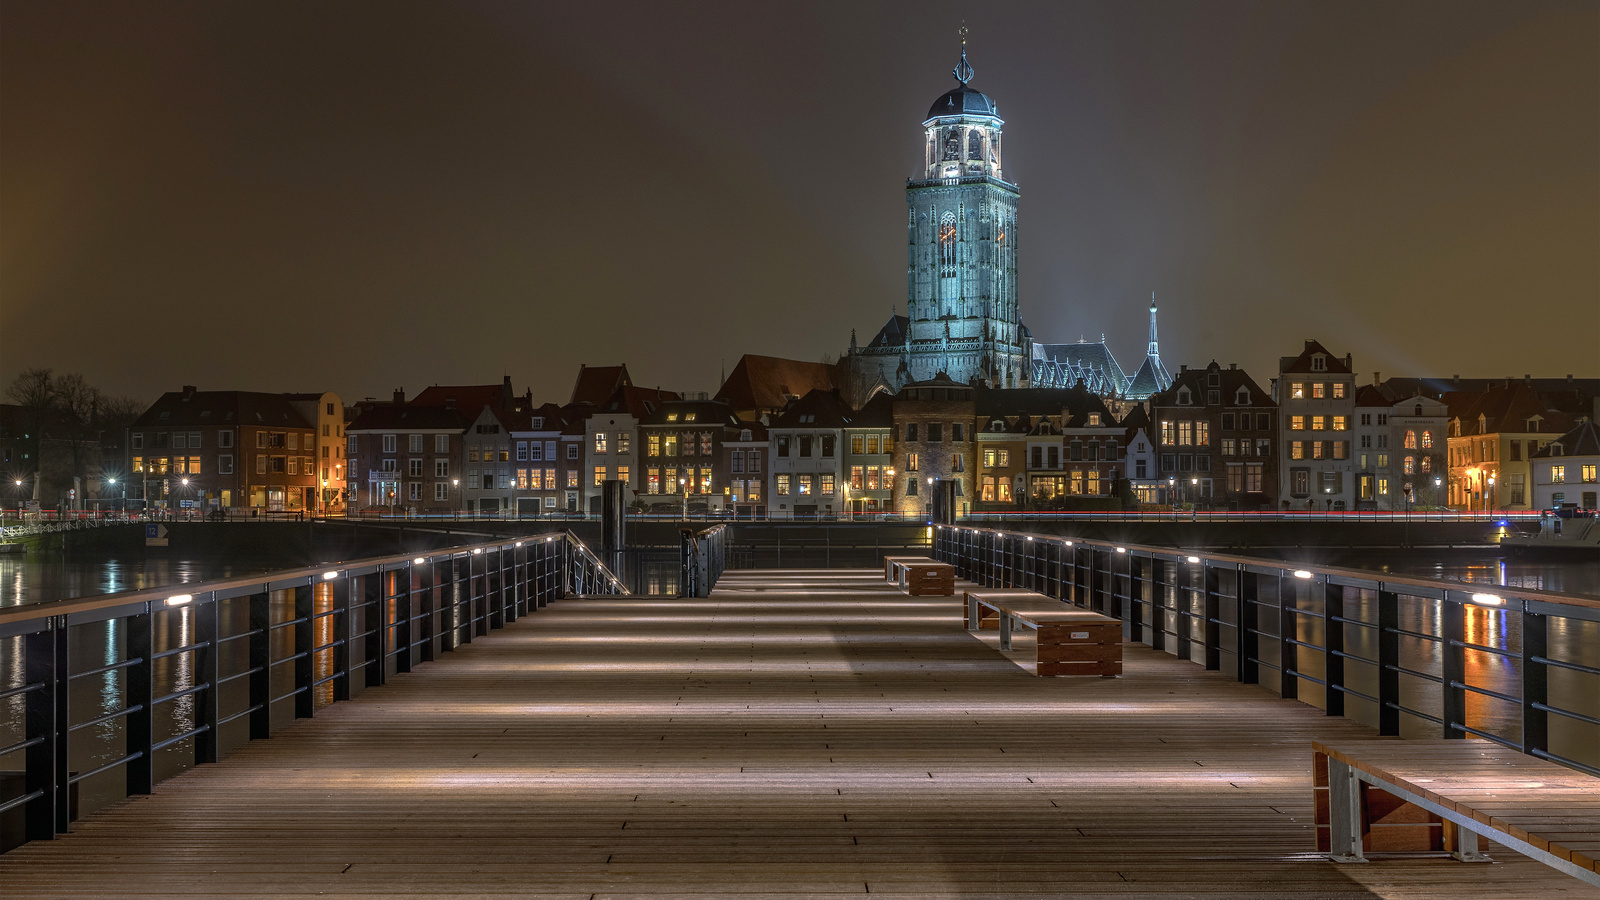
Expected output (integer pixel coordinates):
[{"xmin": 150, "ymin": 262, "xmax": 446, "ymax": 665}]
[
  {"xmin": 931, "ymin": 523, "xmax": 1600, "ymax": 779},
  {"xmin": 933, "ymin": 524, "xmax": 1600, "ymax": 612}
]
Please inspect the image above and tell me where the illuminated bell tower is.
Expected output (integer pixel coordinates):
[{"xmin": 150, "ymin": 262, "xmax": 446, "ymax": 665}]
[{"xmin": 904, "ymin": 40, "xmax": 1025, "ymax": 388}]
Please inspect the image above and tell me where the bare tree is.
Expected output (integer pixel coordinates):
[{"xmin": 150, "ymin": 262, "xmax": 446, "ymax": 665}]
[
  {"xmin": 54, "ymin": 374, "xmax": 106, "ymax": 500},
  {"xmin": 5, "ymin": 368, "xmax": 53, "ymax": 493}
]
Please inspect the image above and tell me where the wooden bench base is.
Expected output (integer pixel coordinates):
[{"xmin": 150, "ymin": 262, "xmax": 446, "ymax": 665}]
[
  {"xmin": 1315, "ymin": 739, "xmax": 1600, "ymax": 887},
  {"xmin": 965, "ymin": 590, "xmax": 1122, "ymax": 677},
  {"xmin": 883, "ymin": 556, "xmax": 954, "ymax": 596}
]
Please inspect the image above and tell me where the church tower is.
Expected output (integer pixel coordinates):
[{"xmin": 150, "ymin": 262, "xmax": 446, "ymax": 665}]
[{"xmin": 903, "ymin": 42, "xmax": 1026, "ymax": 388}]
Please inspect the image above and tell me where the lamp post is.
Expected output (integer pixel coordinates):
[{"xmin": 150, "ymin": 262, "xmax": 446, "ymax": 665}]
[
  {"xmin": 1487, "ymin": 474, "xmax": 1495, "ymax": 513},
  {"xmin": 1167, "ymin": 476, "xmax": 1175, "ymax": 508},
  {"xmin": 11, "ymin": 478, "xmax": 21, "ymax": 519},
  {"xmin": 680, "ymin": 475, "xmax": 689, "ymax": 520}
]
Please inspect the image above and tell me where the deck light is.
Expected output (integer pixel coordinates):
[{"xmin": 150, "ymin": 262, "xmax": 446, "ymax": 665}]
[
  {"xmin": 322, "ymin": 571, "xmax": 339, "ymax": 581},
  {"xmin": 515, "ymin": 541, "xmax": 523, "ymax": 547},
  {"xmin": 413, "ymin": 557, "xmax": 425, "ymax": 564},
  {"xmin": 1115, "ymin": 547, "xmax": 1126, "ymax": 553},
  {"xmin": 1063, "ymin": 540, "xmax": 1073, "ymax": 546},
  {"xmin": 472, "ymin": 548, "xmax": 483, "ymax": 555},
  {"xmin": 165, "ymin": 594, "xmax": 193, "ymax": 607},
  {"xmin": 546, "ymin": 536, "xmax": 555, "ymax": 542},
  {"xmin": 1187, "ymin": 556, "xmax": 1200, "ymax": 564},
  {"xmin": 1293, "ymin": 570, "xmax": 1313, "ymax": 579},
  {"xmin": 1025, "ymin": 536, "xmax": 1033, "ymax": 541},
  {"xmin": 1470, "ymin": 593, "xmax": 1505, "ymax": 607}
]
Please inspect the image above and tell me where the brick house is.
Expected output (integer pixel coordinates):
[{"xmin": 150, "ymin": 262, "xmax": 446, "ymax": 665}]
[
  {"xmin": 891, "ymin": 375, "xmax": 978, "ymax": 518},
  {"xmin": 1151, "ymin": 362, "xmax": 1279, "ymax": 510}
]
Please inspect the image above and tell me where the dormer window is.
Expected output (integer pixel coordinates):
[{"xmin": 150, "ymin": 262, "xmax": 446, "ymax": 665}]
[
  {"xmin": 1526, "ymin": 416, "xmax": 1541, "ymax": 433},
  {"xmin": 1311, "ymin": 355, "xmax": 1327, "ymax": 371},
  {"xmin": 1177, "ymin": 389, "xmax": 1191, "ymax": 405},
  {"xmin": 667, "ymin": 413, "xmax": 678, "ymax": 422},
  {"xmin": 531, "ymin": 418, "xmax": 544, "ymax": 429},
  {"xmin": 1236, "ymin": 389, "xmax": 1250, "ymax": 405},
  {"xmin": 684, "ymin": 413, "xmax": 697, "ymax": 422},
  {"xmin": 1088, "ymin": 413, "xmax": 1101, "ymax": 426},
  {"xmin": 1207, "ymin": 372, "xmax": 1221, "ymax": 387},
  {"xmin": 740, "ymin": 429, "xmax": 752, "ymax": 442}
]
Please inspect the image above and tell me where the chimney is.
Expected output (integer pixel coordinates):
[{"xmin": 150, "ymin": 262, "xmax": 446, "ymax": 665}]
[
  {"xmin": 393, "ymin": 389, "xmax": 405, "ymax": 405},
  {"xmin": 1229, "ymin": 363, "xmax": 1237, "ymax": 370},
  {"xmin": 1373, "ymin": 372, "xmax": 1380, "ymax": 386},
  {"xmin": 1452, "ymin": 374, "xmax": 1460, "ymax": 385},
  {"xmin": 1524, "ymin": 374, "xmax": 1532, "ymax": 384},
  {"xmin": 1344, "ymin": 354, "xmax": 1352, "ymax": 369},
  {"xmin": 1179, "ymin": 364, "xmax": 1188, "ymax": 373},
  {"xmin": 181, "ymin": 385, "xmax": 197, "ymax": 399}
]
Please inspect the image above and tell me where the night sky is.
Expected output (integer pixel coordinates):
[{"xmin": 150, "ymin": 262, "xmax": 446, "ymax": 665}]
[{"xmin": 2, "ymin": 1, "xmax": 1595, "ymax": 405}]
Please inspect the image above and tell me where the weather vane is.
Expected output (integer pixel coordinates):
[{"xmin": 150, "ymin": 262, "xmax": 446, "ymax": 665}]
[{"xmin": 953, "ymin": 22, "xmax": 974, "ymax": 85}]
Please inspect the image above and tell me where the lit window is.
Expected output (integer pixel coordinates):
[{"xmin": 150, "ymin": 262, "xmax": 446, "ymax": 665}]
[
  {"xmin": 1332, "ymin": 383, "xmax": 1346, "ymax": 399},
  {"xmin": 906, "ymin": 452, "xmax": 919, "ymax": 472},
  {"xmin": 797, "ymin": 474, "xmax": 813, "ymax": 495},
  {"xmin": 1421, "ymin": 430, "xmax": 1433, "ymax": 449},
  {"xmin": 1290, "ymin": 416, "xmax": 1305, "ymax": 431},
  {"xmin": 1312, "ymin": 383, "xmax": 1326, "ymax": 399},
  {"xmin": 820, "ymin": 474, "xmax": 835, "ymax": 494},
  {"xmin": 1331, "ymin": 416, "xmax": 1347, "ymax": 431},
  {"xmin": 1311, "ymin": 416, "xmax": 1325, "ymax": 431},
  {"xmin": 777, "ymin": 474, "xmax": 791, "ymax": 494},
  {"xmin": 1291, "ymin": 383, "xmax": 1305, "ymax": 399},
  {"xmin": 1551, "ymin": 465, "xmax": 1565, "ymax": 484},
  {"xmin": 1582, "ymin": 464, "xmax": 1597, "ymax": 483},
  {"xmin": 851, "ymin": 466, "xmax": 863, "ymax": 489},
  {"xmin": 1404, "ymin": 430, "xmax": 1417, "ymax": 449},
  {"xmin": 648, "ymin": 435, "xmax": 660, "ymax": 457},
  {"xmin": 1403, "ymin": 456, "xmax": 1415, "ymax": 474},
  {"xmin": 595, "ymin": 433, "xmax": 608, "ymax": 454}
]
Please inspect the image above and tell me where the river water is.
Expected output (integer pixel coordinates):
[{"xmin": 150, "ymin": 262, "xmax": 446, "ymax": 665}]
[{"xmin": 2, "ymin": 547, "xmax": 1597, "ymax": 846}]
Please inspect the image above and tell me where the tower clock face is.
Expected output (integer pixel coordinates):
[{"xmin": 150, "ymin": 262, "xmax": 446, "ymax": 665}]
[{"xmin": 939, "ymin": 223, "xmax": 957, "ymax": 244}]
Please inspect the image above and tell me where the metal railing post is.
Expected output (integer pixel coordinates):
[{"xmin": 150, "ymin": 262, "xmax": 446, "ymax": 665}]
[
  {"xmin": 194, "ymin": 594, "xmax": 221, "ymax": 764},
  {"xmin": 1239, "ymin": 571, "xmax": 1260, "ymax": 686},
  {"xmin": 1324, "ymin": 580, "xmax": 1345, "ymax": 717},
  {"xmin": 247, "ymin": 591, "xmax": 272, "ymax": 739},
  {"xmin": 1277, "ymin": 573, "xmax": 1298, "ymax": 701},
  {"xmin": 23, "ymin": 623, "xmax": 69, "ymax": 840},
  {"xmin": 1377, "ymin": 588, "xmax": 1400, "ymax": 736},
  {"xmin": 395, "ymin": 565, "xmax": 414, "ymax": 675},
  {"xmin": 1203, "ymin": 563, "xmax": 1222, "ymax": 672},
  {"xmin": 1441, "ymin": 591, "xmax": 1467, "ymax": 739},
  {"xmin": 125, "ymin": 607, "xmax": 155, "ymax": 795},
  {"xmin": 330, "ymin": 576, "xmax": 352, "ymax": 700},
  {"xmin": 293, "ymin": 584, "xmax": 314, "ymax": 719},
  {"xmin": 360, "ymin": 572, "xmax": 381, "ymax": 689},
  {"xmin": 1522, "ymin": 605, "xmax": 1549, "ymax": 756}
]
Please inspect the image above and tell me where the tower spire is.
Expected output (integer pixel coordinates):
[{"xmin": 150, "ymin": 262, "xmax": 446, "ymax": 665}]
[
  {"xmin": 953, "ymin": 23, "xmax": 973, "ymax": 85},
  {"xmin": 1148, "ymin": 292, "xmax": 1160, "ymax": 358}
]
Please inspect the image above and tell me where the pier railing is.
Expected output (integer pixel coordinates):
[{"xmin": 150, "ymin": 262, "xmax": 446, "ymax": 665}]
[
  {"xmin": 0, "ymin": 531, "xmax": 625, "ymax": 851},
  {"xmin": 933, "ymin": 525, "xmax": 1600, "ymax": 776},
  {"xmin": 679, "ymin": 524, "xmax": 730, "ymax": 598}
]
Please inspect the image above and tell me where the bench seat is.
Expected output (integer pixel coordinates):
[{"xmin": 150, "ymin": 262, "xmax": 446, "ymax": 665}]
[
  {"xmin": 883, "ymin": 555, "xmax": 955, "ymax": 596},
  {"xmin": 964, "ymin": 589, "xmax": 1122, "ymax": 677},
  {"xmin": 1315, "ymin": 738, "xmax": 1600, "ymax": 887}
]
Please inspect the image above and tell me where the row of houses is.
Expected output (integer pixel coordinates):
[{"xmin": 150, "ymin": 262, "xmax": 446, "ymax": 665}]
[{"xmin": 78, "ymin": 347, "xmax": 1600, "ymax": 516}]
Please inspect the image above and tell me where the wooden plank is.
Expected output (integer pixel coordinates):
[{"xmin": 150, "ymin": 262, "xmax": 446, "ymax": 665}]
[{"xmin": 1, "ymin": 570, "xmax": 1590, "ymax": 897}]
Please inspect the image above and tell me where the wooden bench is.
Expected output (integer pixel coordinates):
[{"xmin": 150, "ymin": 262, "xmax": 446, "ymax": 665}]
[
  {"xmin": 883, "ymin": 555, "xmax": 955, "ymax": 596},
  {"xmin": 964, "ymin": 589, "xmax": 1122, "ymax": 677},
  {"xmin": 1315, "ymin": 739, "xmax": 1600, "ymax": 887}
]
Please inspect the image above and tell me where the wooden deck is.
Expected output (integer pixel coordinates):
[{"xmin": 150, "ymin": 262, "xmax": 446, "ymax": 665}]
[{"xmin": 5, "ymin": 569, "xmax": 1597, "ymax": 898}]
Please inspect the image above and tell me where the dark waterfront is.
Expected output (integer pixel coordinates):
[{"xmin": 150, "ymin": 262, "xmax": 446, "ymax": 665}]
[{"xmin": 3, "ymin": 544, "xmax": 1597, "ymax": 835}]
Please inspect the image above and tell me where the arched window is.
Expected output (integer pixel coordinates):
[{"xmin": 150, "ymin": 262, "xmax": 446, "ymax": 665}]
[
  {"xmin": 942, "ymin": 128, "xmax": 961, "ymax": 161},
  {"xmin": 1404, "ymin": 430, "xmax": 1417, "ymax": 449},
  {"xmin": 938, "ymin": 213, "xmax": 958, "ymax": 277},
  {"xmin": 1421, "ymin": 430, "xmax": 1433, "ymax": 449},
  {"xmin": 968, "ymin": 129, "xmax": 984, "ymax": 162},
  {"xmin": 1404, "ymin": 456, "xmax": 1415, "ymax": 474},
  {"xmin": 1421, "ymin": 456, "xmax": 1432, "ymax": 474}
]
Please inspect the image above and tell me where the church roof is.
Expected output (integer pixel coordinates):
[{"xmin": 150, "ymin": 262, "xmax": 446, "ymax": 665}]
[
  {"xmin": 1032, "ymin": 341, "xmax": 1131, "ymax": 395},
  {"xmin": 926, "ymin": 84, "xmax": 998, "ymax": 121},
  {"xmin": 862, "ymin": 314, "xmax": 910, "ymax": 351},
  {"xmin": 1127, "ymin": 355, "xmax": 1173, "ymax": 400}
]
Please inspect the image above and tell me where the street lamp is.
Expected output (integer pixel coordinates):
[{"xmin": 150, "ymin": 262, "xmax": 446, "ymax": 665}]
[
  {"xmin": 1487, "ymin": 474, "xmax": 1495, "ymax": 513},
  {"xmin": 679, "ymin": 475, "xmax": 689, "ymax": 519},
  {"xmin": 1167, "ymin": 476, "xmax": 1175, "ymax": 507}
]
